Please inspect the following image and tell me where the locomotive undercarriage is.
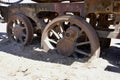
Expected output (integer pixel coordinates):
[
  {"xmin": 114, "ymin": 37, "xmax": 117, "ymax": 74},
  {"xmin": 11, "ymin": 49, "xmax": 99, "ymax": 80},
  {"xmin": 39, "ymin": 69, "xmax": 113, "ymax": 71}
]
[{"xmin": 0, "ymin": 0, "xmax": 120, "ymax": 62}]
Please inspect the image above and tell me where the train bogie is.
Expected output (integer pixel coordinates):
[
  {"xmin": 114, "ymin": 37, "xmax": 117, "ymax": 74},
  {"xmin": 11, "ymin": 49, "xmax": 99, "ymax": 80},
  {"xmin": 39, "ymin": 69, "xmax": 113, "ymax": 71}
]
[{"xmin": 0, "ymin": 0, "xmax": 120, "ymax": 62}]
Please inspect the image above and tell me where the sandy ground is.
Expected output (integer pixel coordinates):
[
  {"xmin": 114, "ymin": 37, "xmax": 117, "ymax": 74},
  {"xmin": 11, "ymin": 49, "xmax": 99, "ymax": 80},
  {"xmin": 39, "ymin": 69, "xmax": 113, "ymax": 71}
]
[{"xmin": 0, "ymin": 23, "xmax": 120, "ymax": 80}]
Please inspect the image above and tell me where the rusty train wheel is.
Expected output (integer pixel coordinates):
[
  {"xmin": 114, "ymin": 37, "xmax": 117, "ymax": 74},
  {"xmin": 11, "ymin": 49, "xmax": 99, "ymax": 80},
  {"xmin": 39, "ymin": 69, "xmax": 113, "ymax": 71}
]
[
  {"xmin": 7, "ymin": 14, "xmax": 33, "ymax": 45},
  {"xmin": 41, "ymin": 15, "xmax": 100, "ymax": 62}
]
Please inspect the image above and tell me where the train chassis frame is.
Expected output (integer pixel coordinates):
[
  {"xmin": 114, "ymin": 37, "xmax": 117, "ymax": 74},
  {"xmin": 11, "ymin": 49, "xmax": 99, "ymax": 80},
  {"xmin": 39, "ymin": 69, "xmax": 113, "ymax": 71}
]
[{"xmin": 0, "ymin": 0, "xmax": 120, "ymax": 62}]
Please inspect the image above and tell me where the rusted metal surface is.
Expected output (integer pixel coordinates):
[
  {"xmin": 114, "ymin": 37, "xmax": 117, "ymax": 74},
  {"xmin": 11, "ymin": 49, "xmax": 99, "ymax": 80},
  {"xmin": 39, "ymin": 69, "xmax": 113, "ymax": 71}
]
[
  {"xmin": 0, "ymin": 0, "xmax": 120, "ymax": 61},
  {"xmin": 57, "ymin": 26, "xmax": 80, "ymax": 56},
  {"xmin": 41, "ymin": 15, "xmax": 100, "ymax": 61},
  {"xmin": 85, "ymin": 0, "xmax": 120, "ymax": 15},
  {"xmin": 7, "ymin": 2, "xmax": 85, "ymax": 32},
  {"xmin": 7, "ymin": 14, "xmax": 34, "ymax": 45},
  {"xmin": 8, "ymin": 3, "xmax": 85, "ymax": 17},
  {"xmin": 113, "ymin": 0, "xmax": 120, "ymax": 12},
  {"xmin": 0, "ymin": 0, "xmax": 120, "ymax": 40},
  {"xmin": 85, "ymin": 0, "xmax": 113, "ymax": 13},
  {"xmin": 85, "ymin": 0, "xmax": 120, "ymax": 39}
]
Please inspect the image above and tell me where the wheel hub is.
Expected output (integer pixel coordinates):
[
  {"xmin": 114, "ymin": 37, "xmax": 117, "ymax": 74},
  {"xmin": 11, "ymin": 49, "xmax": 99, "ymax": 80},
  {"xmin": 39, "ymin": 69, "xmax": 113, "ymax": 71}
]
[
  {"xmin": 13, "ymin": 25, "xmax": 23, "ymax": 38},
  {"xmin": 57, "ymin": 38, "xmax": 74, "ymax": 56},
  {"xmin": 57, "ymin": 26, "xmax": 80, "ymax": 56}
]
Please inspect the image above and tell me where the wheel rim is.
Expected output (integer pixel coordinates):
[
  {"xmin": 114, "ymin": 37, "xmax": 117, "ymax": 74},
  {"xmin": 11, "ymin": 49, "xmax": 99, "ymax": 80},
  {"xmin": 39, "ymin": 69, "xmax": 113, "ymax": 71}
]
[
  {"xmin": 41, "ymin": 15, "xmax": 100, "ymax": 61},
  {"xmin": 7, "ymin": 14, "xmax": 33, "ymax": 45}
]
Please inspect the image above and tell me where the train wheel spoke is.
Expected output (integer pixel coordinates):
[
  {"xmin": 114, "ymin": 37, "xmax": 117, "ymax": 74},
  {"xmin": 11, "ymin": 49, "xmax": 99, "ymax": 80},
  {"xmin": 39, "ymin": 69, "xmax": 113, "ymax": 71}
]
[
  {"xmin": 76, "ymin": 41, "xmax": 90, "ymax": 46},
  {"xmin": 48, "ymin": 38, "xmax": 57, "ymax": 44},
  {"xmin": 51, "ymin": 29, "xmax": 60, "ymax": 39},
  {"xmin": 75, "ymin": 48, "xmax": 90, "ymax": 57}
]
